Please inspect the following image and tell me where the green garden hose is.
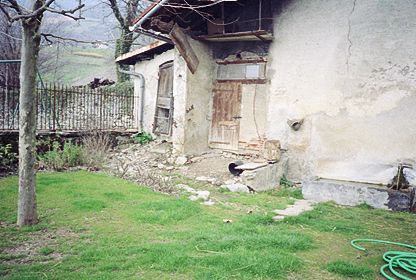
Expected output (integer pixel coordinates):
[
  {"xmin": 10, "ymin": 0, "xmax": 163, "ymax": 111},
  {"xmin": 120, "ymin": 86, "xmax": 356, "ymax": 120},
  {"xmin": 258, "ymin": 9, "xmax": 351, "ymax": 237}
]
[{"xmin": 351, "ymin": 239, "xmax": 416, "ymax": 280}]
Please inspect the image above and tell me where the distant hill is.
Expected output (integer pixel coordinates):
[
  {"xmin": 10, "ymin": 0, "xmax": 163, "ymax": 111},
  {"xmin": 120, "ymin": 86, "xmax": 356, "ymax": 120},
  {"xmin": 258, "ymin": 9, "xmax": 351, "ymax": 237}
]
[
  {"xmin": 37, "ymin": 0, "xmax": 153, "ymax": 85},
  {"xmin": 39, "ymin": 46, "xmax": 116, "ymax": 86}
]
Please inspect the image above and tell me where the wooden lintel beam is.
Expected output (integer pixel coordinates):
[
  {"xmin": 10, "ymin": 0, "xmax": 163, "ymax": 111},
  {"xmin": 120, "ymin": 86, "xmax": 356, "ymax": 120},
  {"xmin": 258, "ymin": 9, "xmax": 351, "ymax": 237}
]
[{"xmin": 169, "ymin": 24, "xmax": 199, "ymax": 74}]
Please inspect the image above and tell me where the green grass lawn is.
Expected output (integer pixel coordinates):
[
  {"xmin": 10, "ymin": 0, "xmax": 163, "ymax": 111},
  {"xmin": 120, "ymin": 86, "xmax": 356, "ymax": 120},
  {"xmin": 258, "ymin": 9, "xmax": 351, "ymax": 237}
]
[{"xmin": 0, "ymin": 171, "xmax": 415, "ymax": 279}]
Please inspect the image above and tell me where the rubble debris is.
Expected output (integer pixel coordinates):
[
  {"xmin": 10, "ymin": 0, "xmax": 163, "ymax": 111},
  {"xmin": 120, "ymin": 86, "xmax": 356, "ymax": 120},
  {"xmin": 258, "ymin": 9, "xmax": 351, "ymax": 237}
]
[
  {"xmin": 189, "ymin": 190, "xmax": 210, "ymax": 201},
  {"xmin": 175, "ymin": 156, "xmax": 188, "ymax": 165},
  {"xmin": 105, "ymin": 140, "xmax": 254, "ymax": 197},
  {"xmin": 189, "ymin": 156, "xmax": 204, "ymax": 163},
  {"xmin": 221, "ymin": 183, "xmax": 250, "ymax": 193},
  {"xmin": 261, "ymin": 140, "xmax": 281, "ymax": 161},
  {"xmin": 202, "ymin": 200, "xmax": 215, "ymax": 206},
  {"xmin": 176, "ymin": 184, "xmax": 196, "ymax": 193},
  {"xmin": 195, "ymin": 176, "xmax": 216, "ymax": 184}
]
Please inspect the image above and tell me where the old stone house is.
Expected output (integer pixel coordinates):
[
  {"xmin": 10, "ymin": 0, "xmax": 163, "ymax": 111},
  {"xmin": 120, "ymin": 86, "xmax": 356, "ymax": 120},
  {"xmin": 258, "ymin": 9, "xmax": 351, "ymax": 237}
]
[{"xmin": 116, "ymin": 0, "xmax": 416, "ymax": 192}]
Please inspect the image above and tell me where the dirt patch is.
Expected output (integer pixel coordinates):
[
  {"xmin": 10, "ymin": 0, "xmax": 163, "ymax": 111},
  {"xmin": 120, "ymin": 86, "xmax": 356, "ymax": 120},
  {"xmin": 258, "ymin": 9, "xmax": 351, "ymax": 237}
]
[
  {"xmin": 0, "ymin": 227, "xmax": 77, "ymax": 265},
  {"xmin": 185, "ymin": 156, "xmax": 237, "ymax": 181}
]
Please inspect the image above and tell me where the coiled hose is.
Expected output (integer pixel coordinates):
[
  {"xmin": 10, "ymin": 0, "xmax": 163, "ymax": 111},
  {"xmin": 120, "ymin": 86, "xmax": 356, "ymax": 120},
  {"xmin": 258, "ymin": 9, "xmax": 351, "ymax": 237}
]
[{"xmin": 351, "ymin": 239, "xmax": 416, "ymax": 280}]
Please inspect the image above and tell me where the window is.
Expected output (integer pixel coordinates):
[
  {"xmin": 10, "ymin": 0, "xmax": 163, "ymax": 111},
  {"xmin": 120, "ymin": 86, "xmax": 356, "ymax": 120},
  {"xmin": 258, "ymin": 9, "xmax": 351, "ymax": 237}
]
[{"xmin": 217, "ymin": 62, "xmax": 266, "ymax": 80}]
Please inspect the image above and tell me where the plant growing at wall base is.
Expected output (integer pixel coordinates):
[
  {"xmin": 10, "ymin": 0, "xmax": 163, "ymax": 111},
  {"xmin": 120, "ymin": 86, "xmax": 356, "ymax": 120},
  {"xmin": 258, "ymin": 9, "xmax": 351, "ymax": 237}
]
[
  {"xmin": 0, "ymin": 144, "xmax": 17, "ymax": 167},
  {"xmin": 82, "ymin": 132, "xmax": 112, "ymax": 170},
  {"xmin": 280, "ymin": 175, "xmax": 295, "ymax": 188},
  {"xmin": 132, "ymin": 131, "xmax": 153, "ymax": 145},
  {"xmin": 37, "ymin": 141, "xmax": 84, "ymax": 171}
]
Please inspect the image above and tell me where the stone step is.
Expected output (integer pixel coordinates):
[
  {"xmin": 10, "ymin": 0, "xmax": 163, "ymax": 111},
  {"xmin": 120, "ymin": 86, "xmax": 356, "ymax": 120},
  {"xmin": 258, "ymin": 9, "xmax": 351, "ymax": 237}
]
[
  {"xmin": 235, "ymin": 162, "xmax": 268, "ymax": 170},
  {"xmin": 272, "ymin": 199, "xmax": 315, "ymax": 221}
]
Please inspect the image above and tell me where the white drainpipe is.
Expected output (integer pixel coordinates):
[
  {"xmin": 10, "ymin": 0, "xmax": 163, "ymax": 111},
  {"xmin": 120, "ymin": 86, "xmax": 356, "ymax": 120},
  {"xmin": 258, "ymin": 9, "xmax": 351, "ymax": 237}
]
[
  {"xmin": 118, "ymin": 69, "xmax": 145, "ymax": 131},
  {"xmin": 122, "ymin": 0, "xmax": 169, "ymax": 130}
]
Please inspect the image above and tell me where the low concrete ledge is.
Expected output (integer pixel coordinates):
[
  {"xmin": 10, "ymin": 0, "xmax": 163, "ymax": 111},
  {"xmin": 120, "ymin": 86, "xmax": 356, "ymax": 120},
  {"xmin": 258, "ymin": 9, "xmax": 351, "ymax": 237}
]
[
  {"xmin": 302, "ymin": 179, "xmax": 415, "ymax": 212},
  {"xmin": 240, "ymin": 157, "xmax": 288, "ymax": 192}
]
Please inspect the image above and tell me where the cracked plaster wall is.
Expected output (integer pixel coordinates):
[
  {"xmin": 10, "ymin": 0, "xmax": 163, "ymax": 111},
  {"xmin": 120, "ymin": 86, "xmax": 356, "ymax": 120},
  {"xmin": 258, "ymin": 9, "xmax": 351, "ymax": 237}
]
[
  {"xmin": 182, "ymin": 37, "xmax": 214, "ymax": 154},
  {"xmin": 170, "ymin": 37, "xmax": 214, "ymax": 155},
  {"xmin": 267, "ymin": 0, "xmax": 416, "ymax": 183}
]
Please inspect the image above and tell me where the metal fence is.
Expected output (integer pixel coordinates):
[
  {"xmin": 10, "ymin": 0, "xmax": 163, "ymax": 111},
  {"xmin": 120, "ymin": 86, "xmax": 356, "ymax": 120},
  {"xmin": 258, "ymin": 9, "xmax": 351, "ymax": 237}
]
[{"xmin": 0, "ymin": 83, "xmax": 137, "ymax": 131}]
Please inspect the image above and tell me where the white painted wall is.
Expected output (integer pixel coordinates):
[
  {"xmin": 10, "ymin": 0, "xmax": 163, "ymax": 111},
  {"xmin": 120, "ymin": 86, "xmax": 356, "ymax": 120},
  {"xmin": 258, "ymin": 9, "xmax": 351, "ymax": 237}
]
[
  {"xmin": 134, "ymin": 50, "xmax": 174, "ymax": 134},
  {"xmin": 267, "ymin": 0, "xmax": 416, "ymax": 183}
]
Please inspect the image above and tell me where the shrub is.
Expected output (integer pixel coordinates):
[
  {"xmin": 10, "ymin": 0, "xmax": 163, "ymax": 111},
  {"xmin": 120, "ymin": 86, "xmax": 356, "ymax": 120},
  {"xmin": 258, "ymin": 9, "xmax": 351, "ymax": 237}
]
[
  {"xmin": 132, "ymin": 131, "xmax": 153, "ymax": 145},
  {"xmin": 0, "ymin": 144, "xmax": 17, "ymax": 167},
  {"xmin": 38, "ymin": 141, "xmax": 84, "ymax": 170},
  {"xmin": 280, "ymin": 175, "xmax": 294, "ymax": 188},
  {"xmin": 102, "ymin": 81, "xmax": 134, "ymax": 95},
  {"xmin": 82, "ymin": 132, "xmax": 112, "ymax": 170}
]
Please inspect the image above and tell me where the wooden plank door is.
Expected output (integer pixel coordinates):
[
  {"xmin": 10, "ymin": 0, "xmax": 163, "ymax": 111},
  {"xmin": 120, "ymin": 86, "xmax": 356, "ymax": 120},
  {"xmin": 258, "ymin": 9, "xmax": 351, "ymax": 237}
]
[
  {"xmin": 209, "ymin": 82, "xmax": 242, "ymax": 151},
  {"xmin": 153, "ymin": 61, "xmax": 174, "ymax": 135}
]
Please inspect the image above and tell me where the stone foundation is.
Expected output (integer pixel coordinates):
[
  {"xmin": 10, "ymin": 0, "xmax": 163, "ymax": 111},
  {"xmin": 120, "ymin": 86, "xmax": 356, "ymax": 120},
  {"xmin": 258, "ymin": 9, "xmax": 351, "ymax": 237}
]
[{"xmin": 303, "ymin": 179, "xmax": 415, "ymax": 212}]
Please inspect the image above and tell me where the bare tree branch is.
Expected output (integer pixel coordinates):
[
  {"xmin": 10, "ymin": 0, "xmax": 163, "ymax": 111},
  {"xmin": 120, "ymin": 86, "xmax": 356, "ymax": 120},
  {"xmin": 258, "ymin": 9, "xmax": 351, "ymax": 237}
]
[
  {"xmin": 108, "ymin": 0, "xmax": 125, "ymax": 27},
  {"xmin": 1, "ymin": 0, "xmax": 86, "ymax": 23},
  {"xmin": 46, "ymin": 4, "xmax": 85, "ymax": 21},
  {"xmin": 3, "ymin": 0, "xmax": 54, "ymax": 22},
  {"xmin": 4, "ymin": 0, "xmax": 24, "ymax": 14},
  {"xmin": 0, "ymin": 5, "xmax": 12, "ymax": 22},
  {"xmin": 41, "ymin": 33, "xmax": 102, "ymax": 44}
]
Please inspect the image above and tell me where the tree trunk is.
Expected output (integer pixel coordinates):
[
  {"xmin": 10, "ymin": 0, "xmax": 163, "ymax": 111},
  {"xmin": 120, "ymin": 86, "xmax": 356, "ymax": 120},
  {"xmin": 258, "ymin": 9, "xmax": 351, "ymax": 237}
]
[
  {"xmin": 115, "ymin": 29, "xmax": 133, "ymax": 82},
  {"xmin": 17, "ymin": 20, "xmax": 41, "ymax": 226}
]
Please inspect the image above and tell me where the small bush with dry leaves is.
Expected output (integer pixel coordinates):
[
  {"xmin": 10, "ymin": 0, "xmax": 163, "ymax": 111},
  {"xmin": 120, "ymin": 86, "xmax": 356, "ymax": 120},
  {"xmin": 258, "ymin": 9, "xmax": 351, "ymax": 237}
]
[{"xmin": 82, "ymin": 131, "xmax": 112, "ymax": 170}]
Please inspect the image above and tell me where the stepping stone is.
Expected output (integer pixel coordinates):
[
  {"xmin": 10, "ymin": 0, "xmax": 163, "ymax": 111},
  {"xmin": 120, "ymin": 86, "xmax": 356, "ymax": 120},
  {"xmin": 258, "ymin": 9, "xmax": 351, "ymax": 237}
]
[
  {"xmin": 272, "ymin": 215, "xmax": 285, "ymax": 221},
  {"xmin": 221, "ymin": 183, "xmax": 249, "ymax": 193},
  {"xmin": 272, "ymin": 199, "xmax": 315, "ymax": 221}
]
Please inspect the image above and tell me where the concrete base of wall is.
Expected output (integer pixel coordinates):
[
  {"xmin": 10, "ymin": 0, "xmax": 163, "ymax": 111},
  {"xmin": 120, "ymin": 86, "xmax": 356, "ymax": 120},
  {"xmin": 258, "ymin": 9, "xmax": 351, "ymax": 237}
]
[
  {"xmin": 302, "ymin": 179, "xmax": 415, "ymax": 212},
  {"xmin": 241, "ymin": 157, "xmax": 288, "ymax": 192}
]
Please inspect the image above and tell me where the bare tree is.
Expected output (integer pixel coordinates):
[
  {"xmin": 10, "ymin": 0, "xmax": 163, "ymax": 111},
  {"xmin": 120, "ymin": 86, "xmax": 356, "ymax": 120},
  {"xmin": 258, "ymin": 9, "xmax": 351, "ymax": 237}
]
[
  {"xmin": 104, "ymin": 0, "xmax": 144, "ymax": 82},
  {"xmin": 0, "ymin": 0, "xmax": 84, "ymax": 226}
]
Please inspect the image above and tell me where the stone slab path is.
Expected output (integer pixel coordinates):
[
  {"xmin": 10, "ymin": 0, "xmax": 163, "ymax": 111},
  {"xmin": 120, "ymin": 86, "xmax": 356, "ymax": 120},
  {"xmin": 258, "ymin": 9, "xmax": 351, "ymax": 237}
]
[{"xmin": 272, "ymin": 199, "xmax": 315, "ymax": 221}]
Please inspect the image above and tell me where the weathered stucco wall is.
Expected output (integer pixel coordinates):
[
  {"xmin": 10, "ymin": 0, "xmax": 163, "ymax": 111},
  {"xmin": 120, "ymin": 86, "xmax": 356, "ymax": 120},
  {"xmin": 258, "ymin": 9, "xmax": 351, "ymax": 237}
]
[
  {"xmin": 172, "ymin": 49, "xmax": 187, "ymax": 154},
  {"xmin": 133, "ymin": 39, "xmax": 213, "ymax": 155},
  {"xmin": 182, "ymin": 38, "xmax": 214, "ymax": 154},
  {"xmin": 267, "ymin": 0, "xmax": 416, "ymax": 183},
  {"xmin": 239, "ymin": 84, "xmax": 268, "ymax": 150},
  {"xmin": 134, "ymin": 49, "xmax": 174, "ymax": 134}
]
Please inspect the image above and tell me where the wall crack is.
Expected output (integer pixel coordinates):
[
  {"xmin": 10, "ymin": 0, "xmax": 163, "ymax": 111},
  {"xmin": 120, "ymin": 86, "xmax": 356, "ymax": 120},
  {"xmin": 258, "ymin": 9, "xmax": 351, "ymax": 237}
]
[{"xmin": 346, "ymin": 0, "xmax": 357, "ymax": 72}]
